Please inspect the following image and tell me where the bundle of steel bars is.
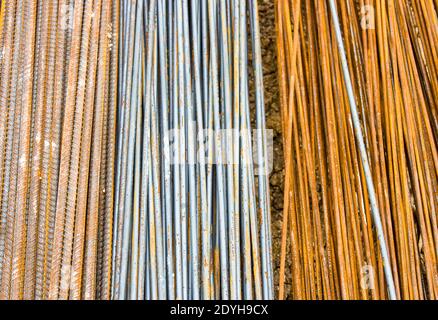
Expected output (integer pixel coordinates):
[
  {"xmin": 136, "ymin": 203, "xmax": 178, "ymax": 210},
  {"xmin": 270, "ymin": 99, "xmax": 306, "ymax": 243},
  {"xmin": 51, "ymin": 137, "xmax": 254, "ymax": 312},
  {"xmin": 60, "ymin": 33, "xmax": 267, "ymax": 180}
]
[
  {"xmin": 276, "ymin": 0, "xmax": 437, "ymax": 300},
  {"xmin": 0, "ymin": 1, "xmax": 119, "ymax": 300},
  {"xmin": 112, "ymin": 0, "xmax": 273, "ymax": 300},
  {"xmin": 0, "ymin": 0, "xmax": 273, "ymax": 300},
  {"xmin": 1, "ymin": 0, "xmax": 436, "ymax": 302}
]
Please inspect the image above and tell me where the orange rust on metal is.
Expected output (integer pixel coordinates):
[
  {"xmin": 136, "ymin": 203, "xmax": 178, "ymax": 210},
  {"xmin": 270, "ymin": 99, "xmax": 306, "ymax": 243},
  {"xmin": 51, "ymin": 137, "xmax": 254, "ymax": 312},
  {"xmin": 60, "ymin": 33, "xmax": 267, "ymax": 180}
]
[
  {"xmin": 276, "ymin": 0, "xmax": 437, "ymax": 300},
  {"xmin": 0, "ymin": 0, "xmax": 119, "ymax": 300}
]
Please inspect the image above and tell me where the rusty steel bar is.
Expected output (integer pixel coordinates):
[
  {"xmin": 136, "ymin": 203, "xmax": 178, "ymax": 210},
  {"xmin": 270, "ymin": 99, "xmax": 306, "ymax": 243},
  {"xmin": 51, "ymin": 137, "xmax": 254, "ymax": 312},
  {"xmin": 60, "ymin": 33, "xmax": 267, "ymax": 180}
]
[
  {"xmin": 0, "ymin": 0, "xmax": 119, "ymax": 300},
  {"xmin": 328, "ymin": 0, "xmax": 397, "ymax": 300}
]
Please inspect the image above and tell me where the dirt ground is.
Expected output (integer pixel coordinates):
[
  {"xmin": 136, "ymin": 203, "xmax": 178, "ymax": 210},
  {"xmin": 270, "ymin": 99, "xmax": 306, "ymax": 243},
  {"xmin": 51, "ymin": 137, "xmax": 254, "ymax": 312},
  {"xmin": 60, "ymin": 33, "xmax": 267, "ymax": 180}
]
[{"xmin": 258, "ymin": 1, "xmax": 288, "ymax": 298}]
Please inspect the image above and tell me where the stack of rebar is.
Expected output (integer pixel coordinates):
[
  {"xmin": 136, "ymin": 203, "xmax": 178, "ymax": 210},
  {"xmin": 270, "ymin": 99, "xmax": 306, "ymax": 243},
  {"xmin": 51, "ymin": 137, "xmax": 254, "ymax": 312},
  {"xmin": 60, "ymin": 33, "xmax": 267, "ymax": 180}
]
[
  {"xmin": 112, "ymin": 0, "xmax": 273, "ymax": 300},
  {"xmin": 1, "ymin": 0, "xmax": 435, "ymax": 302},
  {"xmin": 276, "ymin": 0, "xmax": 437, "ymax": 300},
  {"xmin": 0, "ymin": 0, "xmax": 119, "ymax": 300},
  {"xmin": 0, "ymin": 0, "xmax": 273, "ymax": 301}
]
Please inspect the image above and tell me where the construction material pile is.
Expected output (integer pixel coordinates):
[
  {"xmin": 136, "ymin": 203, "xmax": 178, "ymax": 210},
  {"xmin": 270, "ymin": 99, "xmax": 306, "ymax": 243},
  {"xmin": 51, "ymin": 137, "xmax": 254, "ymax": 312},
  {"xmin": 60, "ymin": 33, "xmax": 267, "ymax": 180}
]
[
  {"xmin": 0, "ymin": 0, "xmax": 119, "ymax": 300},
  {"xmin": 112, "ymin": 0, "xmax": 273, "ymax": 300},
  {"xmin": 0, "ymin": 0, "xmax": 436, "ymax": 301},
  {"xmin": 276, "ymin": 0, "xmax": 437, "ymax": 300},
  {"xmin": 0, "ymin": 0, "xmax": 273, "ymax": 300}
]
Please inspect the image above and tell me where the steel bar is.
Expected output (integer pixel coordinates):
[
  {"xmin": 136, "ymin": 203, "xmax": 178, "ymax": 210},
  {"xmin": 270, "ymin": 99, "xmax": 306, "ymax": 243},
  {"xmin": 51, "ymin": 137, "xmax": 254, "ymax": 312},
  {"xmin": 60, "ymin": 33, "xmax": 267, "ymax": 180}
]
[
  {"xmin": 113, "ymin": 0, "xmax": 273, "ymax": 300},
  {"xmin": 0, "ymin": 0, "xmax": 119, "ymax": 300},
  {"xmin": 276, "ymin": 0, "xmax": 438, "ymax": 300}
]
